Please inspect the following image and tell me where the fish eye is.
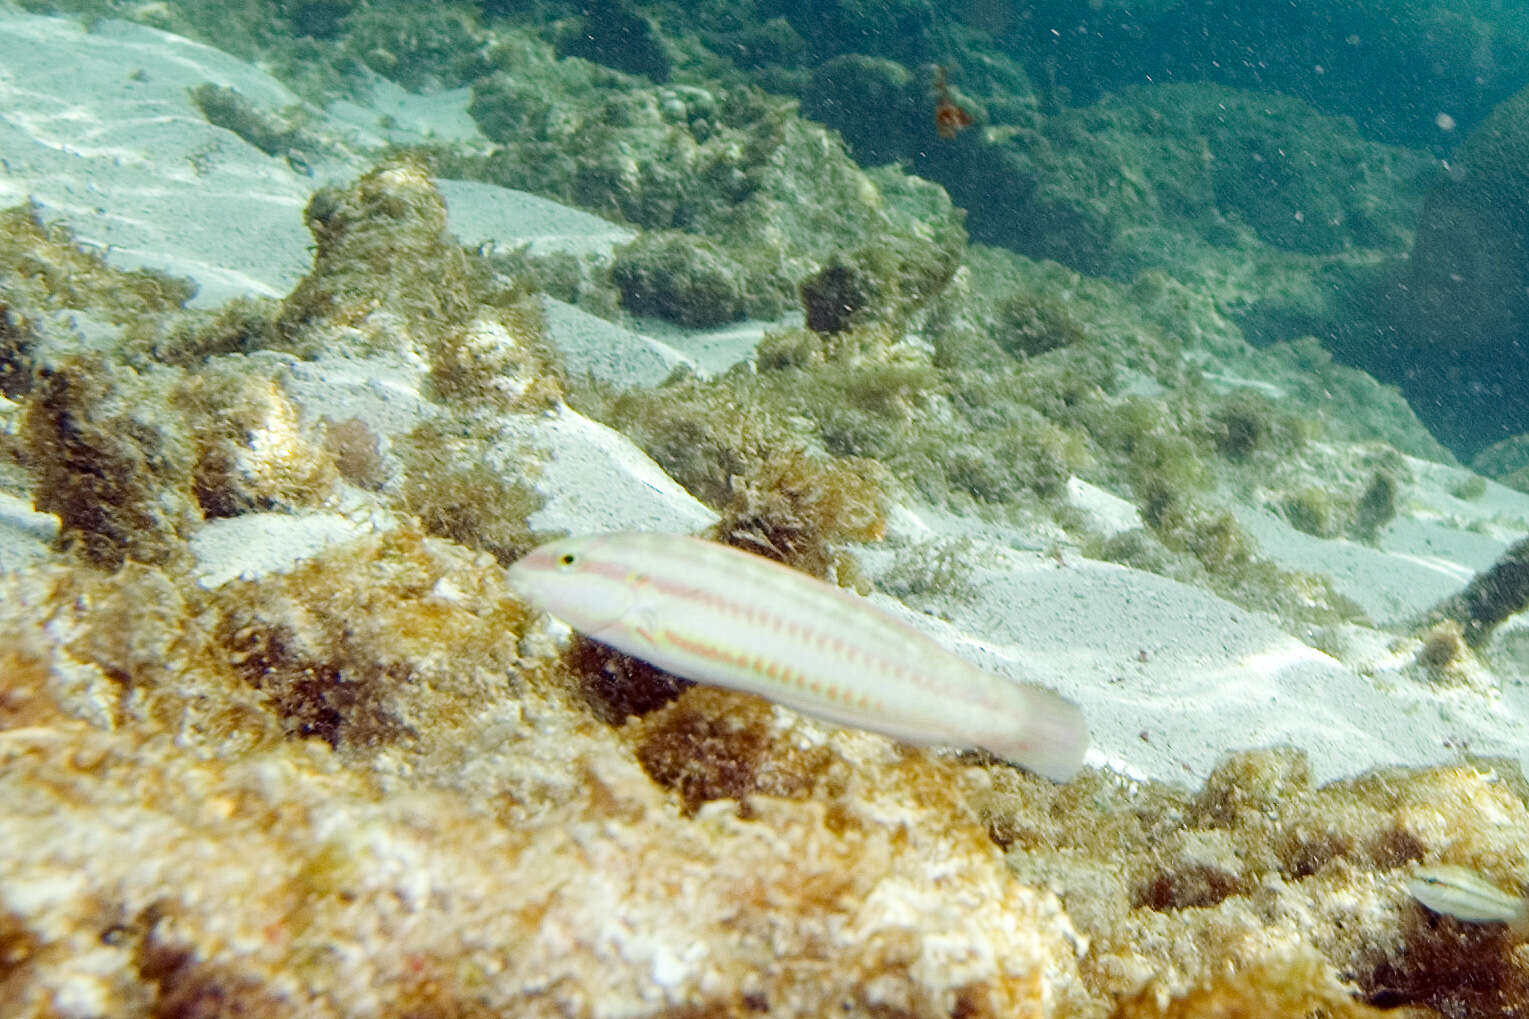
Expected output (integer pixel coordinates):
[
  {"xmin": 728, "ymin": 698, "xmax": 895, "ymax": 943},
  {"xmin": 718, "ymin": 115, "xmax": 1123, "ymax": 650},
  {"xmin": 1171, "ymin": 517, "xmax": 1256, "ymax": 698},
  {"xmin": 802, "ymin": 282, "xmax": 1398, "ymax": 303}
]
[{"xmin": 558, "ymin": 552, "xmax": 576, "ymax": 567}]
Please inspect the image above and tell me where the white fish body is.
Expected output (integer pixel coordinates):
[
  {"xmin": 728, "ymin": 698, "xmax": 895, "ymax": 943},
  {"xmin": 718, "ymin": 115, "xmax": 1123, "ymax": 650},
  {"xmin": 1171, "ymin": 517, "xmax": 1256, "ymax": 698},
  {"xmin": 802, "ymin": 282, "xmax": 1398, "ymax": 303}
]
[
  {"xmin": 1408, "ymin": 864, "xmax": 1529, "ymax": 935},
  {"xmin": 507, "ymin": 532, "xmax": 1089, "ymax": 782}
]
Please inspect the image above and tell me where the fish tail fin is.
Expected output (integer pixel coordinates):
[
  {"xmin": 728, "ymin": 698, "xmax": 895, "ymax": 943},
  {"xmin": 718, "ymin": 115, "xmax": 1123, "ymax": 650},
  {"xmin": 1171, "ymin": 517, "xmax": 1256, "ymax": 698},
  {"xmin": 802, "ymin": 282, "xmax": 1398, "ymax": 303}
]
[{"xmin": 993, "ymin": 685, "xmax": 1089, "ymax": 783}]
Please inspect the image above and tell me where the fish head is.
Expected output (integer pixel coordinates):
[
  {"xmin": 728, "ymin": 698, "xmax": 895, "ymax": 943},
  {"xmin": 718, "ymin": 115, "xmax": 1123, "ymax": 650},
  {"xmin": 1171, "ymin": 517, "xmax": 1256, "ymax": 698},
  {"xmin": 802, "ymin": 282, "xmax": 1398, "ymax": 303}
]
[{"xmin": 507, "ymin": 534, "xmax": 639, "ymax": 638}]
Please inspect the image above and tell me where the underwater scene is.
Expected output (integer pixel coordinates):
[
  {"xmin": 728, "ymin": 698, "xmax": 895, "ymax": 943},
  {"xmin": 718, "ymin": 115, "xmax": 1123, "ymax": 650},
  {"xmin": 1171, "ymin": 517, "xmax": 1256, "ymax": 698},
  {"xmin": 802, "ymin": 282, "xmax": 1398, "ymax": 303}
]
[{"xmin": 11, "ymin": 0, "xmax": 1529, "ymax": 1014}]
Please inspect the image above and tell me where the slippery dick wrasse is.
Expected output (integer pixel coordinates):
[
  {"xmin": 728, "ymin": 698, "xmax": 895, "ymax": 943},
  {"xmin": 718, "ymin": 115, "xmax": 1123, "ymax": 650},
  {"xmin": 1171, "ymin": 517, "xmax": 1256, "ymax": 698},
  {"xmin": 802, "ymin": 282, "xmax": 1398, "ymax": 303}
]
[{"xmin": 508, "ymin": 532, "xmax": 1088, "ymax": 782}]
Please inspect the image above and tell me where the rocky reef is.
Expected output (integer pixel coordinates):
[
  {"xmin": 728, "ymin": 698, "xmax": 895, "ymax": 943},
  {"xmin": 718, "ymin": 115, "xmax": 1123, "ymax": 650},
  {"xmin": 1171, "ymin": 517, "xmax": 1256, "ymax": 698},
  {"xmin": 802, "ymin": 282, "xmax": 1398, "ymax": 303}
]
[
  {"xmin": 4, "ymin": 2, "xmax": 1529, "ymax": 1017},
  {"xmin": 1383, "ymin": 81, "xmax": 1529, "ymax": 459},
  {"xmin": 0, "ymin": 151, "xmax": 1517, "ymax": 1019}
]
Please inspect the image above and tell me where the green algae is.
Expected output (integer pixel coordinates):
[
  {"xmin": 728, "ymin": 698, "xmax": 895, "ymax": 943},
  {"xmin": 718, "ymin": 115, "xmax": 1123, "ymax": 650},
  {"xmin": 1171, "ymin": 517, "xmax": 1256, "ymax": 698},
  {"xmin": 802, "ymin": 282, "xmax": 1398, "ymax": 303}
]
[
  {"xmin": 460, "ymin": 48, "xmax": 966, "ymax": 324},
  {"xmin": 609, "ymin": 230, "xmax": 745, "ymax": 327},
  {"xmin": 0, "ymin": 204, "xmax": 194, "ymax": 323},
  {"xmin": 1422, "ymin": 535, "xmax": 1529, "ymax": 649},
  {"xmin": 1351, "ymin": 470, "xmax": 1400, "ymax": 545},
  {"xmin": 391, "ymin": 420, "xmax": 545, "ymax": 567},
  {"xmin": 1281, "ymin": 486, "xmax": 1344, "ymax": 539},
  {"xmin": 22, "ymin": 358, "xmax": 197, "ymax": 569},
  {"xmin": 573, "ymin": 226, "xmax": 1381, "ymax": 628},
  {"xmin": 188, "ymin": 82, "xmax": 320, "ymax": 161}
]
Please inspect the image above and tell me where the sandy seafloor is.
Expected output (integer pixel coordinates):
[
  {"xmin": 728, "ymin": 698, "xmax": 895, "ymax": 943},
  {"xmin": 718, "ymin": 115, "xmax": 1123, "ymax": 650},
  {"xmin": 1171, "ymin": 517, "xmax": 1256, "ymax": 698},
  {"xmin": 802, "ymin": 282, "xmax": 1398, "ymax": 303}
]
[{"xmin": 5, "ymin": 6, "xmax": 1529, "ymax": 1018}]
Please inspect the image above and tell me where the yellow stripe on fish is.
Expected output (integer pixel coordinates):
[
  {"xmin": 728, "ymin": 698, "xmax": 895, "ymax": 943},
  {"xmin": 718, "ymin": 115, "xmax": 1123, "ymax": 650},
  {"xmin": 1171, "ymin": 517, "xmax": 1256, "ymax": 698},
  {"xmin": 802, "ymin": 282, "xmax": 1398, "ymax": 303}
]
[{"xmin": 507, "ymin": 532, "xmax": 1088, "ymax": 782}]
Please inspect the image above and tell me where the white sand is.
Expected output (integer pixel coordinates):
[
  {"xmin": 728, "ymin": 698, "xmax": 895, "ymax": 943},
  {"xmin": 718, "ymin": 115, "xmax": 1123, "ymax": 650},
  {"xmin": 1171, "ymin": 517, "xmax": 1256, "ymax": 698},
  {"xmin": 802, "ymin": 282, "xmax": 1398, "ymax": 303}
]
[
  {"xmin": 540, "ymin": 297, "xmax": 701, "ymax": 386},
  {"xmin": 438, "ymin": 179, "xmax": 636, "ymax": 259},
  {"xmin": 859, "ymin": 523, "xmax": 1522, "ymax": 785},
  {"xmin": 0, "ymin": 12, "xmax": 323, "ymax": 305}
]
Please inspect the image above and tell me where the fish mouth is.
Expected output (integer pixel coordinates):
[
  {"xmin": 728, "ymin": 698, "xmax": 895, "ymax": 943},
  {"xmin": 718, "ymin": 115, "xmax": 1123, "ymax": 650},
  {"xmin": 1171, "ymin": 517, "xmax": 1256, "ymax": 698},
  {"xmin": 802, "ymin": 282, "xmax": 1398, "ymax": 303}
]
[{"xmin": 503, "ymin": 565, "xmax": 539, "ymax": 605}]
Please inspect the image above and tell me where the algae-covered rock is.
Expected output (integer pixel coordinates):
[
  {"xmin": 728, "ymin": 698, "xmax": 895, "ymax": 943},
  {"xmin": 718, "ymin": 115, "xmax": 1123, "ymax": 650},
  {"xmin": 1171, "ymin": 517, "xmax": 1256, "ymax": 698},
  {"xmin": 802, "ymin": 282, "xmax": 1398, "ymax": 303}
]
[
  {"xmin": 798, "ymin": 238, "xmax": 963, "ymax": 335},
  {"xmin": 1473, "ymin": 433, "xmax": 1529, "ymax": 493},
  {"xmin": 21, "ymin": 353, "xmax": 346, "ymax": 570},
  {"xmin": 277, "ymin": 157, "xmax": 483, "ymax": 355},
  {"xmin": 0, "ymin": 540, "xmax": 1091, "ymax": 1016},
  {"xmin": 609, "ymin": 230, "xmax": 745, "ymax": 326},
  {"xmin": 798, "ymin": 258, "xmax": 870, "ymax": 334},
  {"xmin": 703, "ymin": 14, "xmax": 808, "ymax": 73},
  {"xmin": 390, "ymin": 419, "xmax": 544, "ymax": 565},
  {"xmin": 1349, "ymin": 470, "xmax": 1399, "ymax": 545},
  {"xmin": 773, "ymin": 0, "xmax": 942, "ymax": 65},
  {"xmin": 800, "ymin": 54, "xmax": 925, "ymax": 166},
  {"xmin": 22, "ymin": 358, "xmax": 197, "ymax": 570},
  {"xmin": 273, "ymin": 158, "xmax": 562, "ymax": 410},
  {"xmin": 0, "ymin": 201, "xmax": 359, "ymax": 569},
  {"xmin": 710, "ymin": 446, "xmax": 888, "ymax": 580},
  {"xmin": 0, "ymin": 301, "xmax": 35, "ymax": 400},
  {"xmin": 553, "ymin": 0, "xmax": 672, "ymax": 81},
  {"xmin": 977, "ymin": 748, "xmax": 1529, "ymax": 1017},
  {"xmin": 180, "ymin": 365, "xmax": 340, "ymax": 520},
  {"xmin": 1281, "ymin": 486, "xmax": 1344, "ymax": 539},
  {"xmin": 1401, "ymin": 82, "xmax": 1529, "ymax": 353},
  {"xmin": 1420, "ymin": 533, "xmax": 1529, "ymax": 648},
  {"xmin": 993, "ymin": 290, "xmax": 1088, "ymax": 359},
  {"xmin": 976, "ymin": 0, "xmax": 1529, "ymax": 153},
  {"xmin": 188, "ymin": 82, "xmax": 321, "ymax": 161},
  {"xmin": 465, "ymin": 46, "xmax": 966, "ymax": 321},
  {"xmin": 1004, "ymin": 83, "xmax": 1424, "ymax": 274},
  {"xmin": 804, "ymin": 67, "xmax": 1421, "ymax": 281},
  {"xmin": 1386, "ymin": 82, "xmax": 1529, "ymax": 455},
  {"xmin": 340, "ymin": 2, "xmax": 493, "ymax": 92},
  {"xmin": 0, "ymin": 204, "xmax": 195, "ymax": 323},
  {"xmin": 801, "ymin": 55, "xmax": 1039, "ymax": 260}
]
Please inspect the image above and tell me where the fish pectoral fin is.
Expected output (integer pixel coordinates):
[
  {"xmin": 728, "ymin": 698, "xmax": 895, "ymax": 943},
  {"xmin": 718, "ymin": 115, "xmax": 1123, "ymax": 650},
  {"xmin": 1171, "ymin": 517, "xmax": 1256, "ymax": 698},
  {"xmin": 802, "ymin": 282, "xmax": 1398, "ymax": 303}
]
[{"xmin": 628, "ymin": 604, "xmax": 664, "ymax": 646}]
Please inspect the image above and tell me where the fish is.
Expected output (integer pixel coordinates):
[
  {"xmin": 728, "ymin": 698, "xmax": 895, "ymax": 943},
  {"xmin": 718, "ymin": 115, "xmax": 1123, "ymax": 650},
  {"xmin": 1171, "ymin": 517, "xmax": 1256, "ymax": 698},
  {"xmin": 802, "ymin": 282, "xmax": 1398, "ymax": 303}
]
[
  {"xmin": 935, "ymin": 97, "xmax": 974, "ymax": 140},
  {"xmin": 932, "ymin": 64, "xmax": 975, "ymax": 140},
  {"xmin": 1407, "ymin": 863, "xmax": 1529, "ymax": 936},
  {"xmin": 507, "ymin": 532, "xmax": 1089, "ymax": 782}
]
